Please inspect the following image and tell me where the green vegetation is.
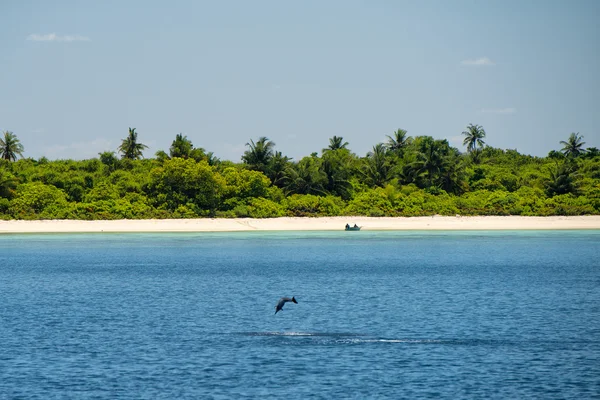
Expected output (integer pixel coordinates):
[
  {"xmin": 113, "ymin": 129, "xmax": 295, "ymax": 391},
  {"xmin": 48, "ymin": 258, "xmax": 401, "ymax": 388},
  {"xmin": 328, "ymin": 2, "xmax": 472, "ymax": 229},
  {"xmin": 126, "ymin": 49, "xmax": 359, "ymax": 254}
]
[{"xmin": 1, "ymin": 127, "xmax": 598, "ymax": 220}]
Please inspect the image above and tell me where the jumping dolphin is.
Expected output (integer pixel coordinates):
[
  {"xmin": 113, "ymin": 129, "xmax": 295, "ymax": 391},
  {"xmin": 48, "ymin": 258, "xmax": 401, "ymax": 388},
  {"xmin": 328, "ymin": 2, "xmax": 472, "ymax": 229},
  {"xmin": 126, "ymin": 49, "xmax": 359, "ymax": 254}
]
[{"xmin": 275, "ymin": 296, "xmax": 298, "ymax": 314}]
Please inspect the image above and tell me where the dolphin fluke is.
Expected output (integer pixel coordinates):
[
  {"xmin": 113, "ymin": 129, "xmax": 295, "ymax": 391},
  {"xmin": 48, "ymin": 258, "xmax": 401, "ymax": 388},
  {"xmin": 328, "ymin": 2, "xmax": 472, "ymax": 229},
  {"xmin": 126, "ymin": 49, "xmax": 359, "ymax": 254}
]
[{"xmin": 275, "ymin": 296, "xmax": 298, "ymax": 314}]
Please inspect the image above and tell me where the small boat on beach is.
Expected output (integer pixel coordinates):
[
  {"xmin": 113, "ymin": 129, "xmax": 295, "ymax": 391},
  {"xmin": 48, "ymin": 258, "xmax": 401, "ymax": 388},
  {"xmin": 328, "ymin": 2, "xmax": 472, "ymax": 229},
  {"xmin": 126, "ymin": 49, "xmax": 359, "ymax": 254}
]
[{"xmin": 345, "ymin": 224, "xmax": 361, "ymax": 231}]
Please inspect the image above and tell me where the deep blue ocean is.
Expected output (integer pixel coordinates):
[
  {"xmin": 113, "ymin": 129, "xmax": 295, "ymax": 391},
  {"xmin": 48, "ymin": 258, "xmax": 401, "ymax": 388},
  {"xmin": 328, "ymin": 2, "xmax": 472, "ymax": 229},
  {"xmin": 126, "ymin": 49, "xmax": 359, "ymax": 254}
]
[{"xmin": 1, "ymin": 230, "xmax": 599, "ymax": 399}]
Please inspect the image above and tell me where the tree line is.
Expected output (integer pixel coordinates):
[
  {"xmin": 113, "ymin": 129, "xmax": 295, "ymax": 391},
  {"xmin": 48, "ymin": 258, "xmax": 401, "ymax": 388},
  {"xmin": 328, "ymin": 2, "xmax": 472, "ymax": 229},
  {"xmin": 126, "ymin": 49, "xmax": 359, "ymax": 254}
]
[{"xmin": 0, "ymin": 125, "xmax": 598, "ymax": 220}]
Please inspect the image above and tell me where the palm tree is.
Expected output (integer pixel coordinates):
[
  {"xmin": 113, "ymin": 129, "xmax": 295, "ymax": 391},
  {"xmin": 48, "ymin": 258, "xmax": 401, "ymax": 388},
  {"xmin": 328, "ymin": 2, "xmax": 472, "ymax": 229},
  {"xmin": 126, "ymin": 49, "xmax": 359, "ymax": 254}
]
[
  {"xmin": 321, "ymin": 149, "xmax": 353, "ymax": 199},
  {"xmin": 462, "ymin": 124, "xmax": 486, "ymax": 153},
  {"xmin": 438, "ymin": 154, "xmax": 467, "ymax": 194},
  {"xmin": 268, "ymin": 151, "xmax": 292, "ymax": 188},
  {"xmin": 323, "ymin": 136, "xmax": 349, "ymax": 153},
  {"xmin": 241, "ymin": 137, "xmax": 275, "ymax": 174},
  {"xmin": 583, "ymin": 147, "xmax": 599, "ymax": 159},
  {"xmin": 155, "ymin": 150, "xmax": 170, "ymax": 162},
  {"xmin": 386, "ymin": 129, "xmax": 412, "ymax": 155},
  {"xmin": 0, "ymin": 131, "xmax": 24, "ymax": 161},
  {"xmin": 546, "ymin": 161, "xmax": 577, "ymax": 196},
  {"xmin": 361, "ymin": 143, "xmax": 392, "ymax": 187},
  {"xmin": 189, "ymin": 147, "xmax": 219, "ymax": 165},
  {"xmin": 283, "ymin": 157, "xmax": 327, "ymax": 196},
  {"xmin": 118, "ymin": 127, "xmax": 148, "ymax": 159},
  {"xmin": 560, "ymin": 133, "xmax": 587, "ymax": 158},
  {"xmin": 403, "ymin": 137, "xmax": 451, "ymax": 189},
  {"xmin": 170, "ymin": 133, "xmax": 193, "ymax": 159}
]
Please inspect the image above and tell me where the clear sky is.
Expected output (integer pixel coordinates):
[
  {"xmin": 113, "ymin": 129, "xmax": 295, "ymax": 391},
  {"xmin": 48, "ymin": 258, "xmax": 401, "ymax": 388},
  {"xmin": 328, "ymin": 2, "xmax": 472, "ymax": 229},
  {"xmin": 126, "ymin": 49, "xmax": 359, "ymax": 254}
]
[{"xmin": 1, "ymin": 0, "xmax": 598, "ymax": 161}]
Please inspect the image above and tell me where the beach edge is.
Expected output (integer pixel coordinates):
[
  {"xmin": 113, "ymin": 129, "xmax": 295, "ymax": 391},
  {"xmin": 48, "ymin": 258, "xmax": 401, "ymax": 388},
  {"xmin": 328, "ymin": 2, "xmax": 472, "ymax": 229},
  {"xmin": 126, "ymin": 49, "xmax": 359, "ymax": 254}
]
[{"xmin": 1, "ymin": 216, "xmax": 600, "ymax": 233}]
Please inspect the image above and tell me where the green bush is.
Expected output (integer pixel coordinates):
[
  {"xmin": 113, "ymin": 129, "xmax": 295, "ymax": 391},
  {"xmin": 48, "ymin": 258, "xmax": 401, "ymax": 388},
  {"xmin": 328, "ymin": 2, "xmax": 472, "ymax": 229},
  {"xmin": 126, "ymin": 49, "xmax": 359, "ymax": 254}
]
[
  {"xmin": 10, "ymin": 182, "xmax": 68, "ymax": 219},
  {"xmin": 173, "ymin": 205, "xmax": 199, "ymax": 219},
  {"xmin": 454, "ymin": 191, "xmax": 490, "ymax": 215},
  {"xmin": 471, "ymin": 178, "xmax": 506, "ymax": 192},
  {"xmin": 582, "ymin": 184, "xmax": 600, "ymax": 212},
  {"xmin": 344, "ymin": 189, "xmax": 393, "ymax": 217},
  {"xmin": 482, "ymin": 191, "xmax": 518, "ymax": 215},
  {"xmin": 84, "ymin": 181, "xmax": 120, "ymax": 202},
  {"xmin": 247, "ymin": 197, "xmax": 285, "ymax": 218},
  {"xmin": 285, "ymin": 194, "xmax": 345, "ymax": 216},
  {"xmin": 0, "ymin": 198, "xmax": 11, "ymax": 214},
  {"xmin": 146, "ymin": 158, "xmax": 225, "ymax": 214},
  {"xmin": 542, "ymin": 194, "xmax": 595, "ymax": 215},
  {"xmin": 222, "ymin": 167, "xmax": 271, "ymax": 200}
]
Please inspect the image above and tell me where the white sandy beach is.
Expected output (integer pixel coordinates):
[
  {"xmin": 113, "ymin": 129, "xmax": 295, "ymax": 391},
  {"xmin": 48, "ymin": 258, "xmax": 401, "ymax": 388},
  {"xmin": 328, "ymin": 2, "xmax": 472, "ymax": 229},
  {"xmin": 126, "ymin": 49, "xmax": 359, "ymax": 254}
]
[{"xmin": 1, "ymin": 216, "xmax": 599, "ymax": 233}]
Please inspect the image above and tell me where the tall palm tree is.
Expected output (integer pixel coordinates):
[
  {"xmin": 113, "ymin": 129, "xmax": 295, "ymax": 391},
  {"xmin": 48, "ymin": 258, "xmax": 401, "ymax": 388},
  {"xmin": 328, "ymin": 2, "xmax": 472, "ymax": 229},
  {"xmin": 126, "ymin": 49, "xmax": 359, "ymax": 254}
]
[
  {"xmin": 323, "ymin": 136, "xmax": 349, "ymax": 153},
  {"xmin": 462, "ymin": 124, "xmax": 486, "ymax": 153},
  {"xmin": 0, "ymin": 131, "xmax": 24, "ymax": 161},
  {"xmin": 438, "ymin": 154, "xmax": 467, "ymax": 194},
  {"xmin": 404, "ymin": 137, "xmax": 451, "ymax": 189},
  {"xmin": 118, "ymin": 127, "xmax": 148, "ymax": 159},
  {"xmin": 321, "ymin": 149, "xmax": 353, "ymax": 199},
  {"xmin": 170, "ymin": 133, "xmax": 193, "ymax": 159},
  {"xmin": 241, "ymin": 137, "xmax": 275, "ymax": 174},
  {"xmin": 268, "ymin": 151, "xmax": 292, "ymax": 188},
  {"xmin": 386, "ymin": 129, "xmax": 412, "ymax": 155},
  {"xmin": 560, "ymin": 132, "xmax": 587, "ymax": 158}
]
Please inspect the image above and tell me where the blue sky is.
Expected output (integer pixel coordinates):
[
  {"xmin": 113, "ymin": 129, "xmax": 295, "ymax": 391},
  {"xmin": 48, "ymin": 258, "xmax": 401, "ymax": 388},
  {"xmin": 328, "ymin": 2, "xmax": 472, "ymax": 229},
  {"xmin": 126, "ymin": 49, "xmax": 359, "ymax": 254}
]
[{"xmin": 1, "ymin": 0, "xmax": 598, "ymax": 161}]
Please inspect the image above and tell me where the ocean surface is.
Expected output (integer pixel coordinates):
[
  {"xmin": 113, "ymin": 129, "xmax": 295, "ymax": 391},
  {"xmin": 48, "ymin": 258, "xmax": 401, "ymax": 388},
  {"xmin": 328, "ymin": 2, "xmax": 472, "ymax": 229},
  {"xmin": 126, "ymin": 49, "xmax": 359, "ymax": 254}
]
[{"xmin": 1, "ymin": 230, "xmax": 599, "ymax": 399}]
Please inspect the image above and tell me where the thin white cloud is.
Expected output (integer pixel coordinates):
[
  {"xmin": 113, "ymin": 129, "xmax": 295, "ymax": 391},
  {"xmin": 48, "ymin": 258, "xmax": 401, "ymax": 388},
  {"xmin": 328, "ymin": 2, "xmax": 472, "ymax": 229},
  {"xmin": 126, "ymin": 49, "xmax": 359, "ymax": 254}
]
[
  {"xmin": 461, "ymin": 57, "xmax": 495, "ymax": 66},
  {"xmin": 481, "ymin": 107, "xmax": 516, "ymax": 114},
  {"xmin": 27, "ymin": 33, "xmax": 90, "ymax": 42}
]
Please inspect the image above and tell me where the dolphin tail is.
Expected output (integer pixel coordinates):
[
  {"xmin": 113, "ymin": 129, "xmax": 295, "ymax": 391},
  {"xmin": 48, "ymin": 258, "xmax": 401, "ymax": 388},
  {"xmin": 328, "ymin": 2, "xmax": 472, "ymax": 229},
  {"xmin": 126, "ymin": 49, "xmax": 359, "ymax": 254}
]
[{"xmin": 292, "ymin": 296, "xmax": 297, "ymax": 304}]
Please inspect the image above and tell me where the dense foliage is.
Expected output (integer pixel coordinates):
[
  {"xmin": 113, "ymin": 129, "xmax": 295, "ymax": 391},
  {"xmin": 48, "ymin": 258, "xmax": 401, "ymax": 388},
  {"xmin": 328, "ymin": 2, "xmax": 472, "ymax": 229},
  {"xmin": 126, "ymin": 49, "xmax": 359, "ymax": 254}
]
[{"xmin": 1, "ymin": 128, "xmax": 598, "ymax": 220}]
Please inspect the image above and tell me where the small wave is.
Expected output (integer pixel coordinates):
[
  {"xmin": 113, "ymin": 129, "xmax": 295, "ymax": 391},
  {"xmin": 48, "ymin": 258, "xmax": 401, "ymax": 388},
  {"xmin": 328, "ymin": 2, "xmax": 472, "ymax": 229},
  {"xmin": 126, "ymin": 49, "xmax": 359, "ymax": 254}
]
[
  {"xmin": 269, "ymin": 332, "xmax": 314, "ymax": 337},
  {"xmin": 239, "ymin": 331, "xmax": 361, "ymax": 337},
  {"xmin": 371, "ymin": 338, "xmax": 443, "ymax": 343},
  {"xmin": 238, "ymin": 332, "xmax": 447, "ymax": 345}
]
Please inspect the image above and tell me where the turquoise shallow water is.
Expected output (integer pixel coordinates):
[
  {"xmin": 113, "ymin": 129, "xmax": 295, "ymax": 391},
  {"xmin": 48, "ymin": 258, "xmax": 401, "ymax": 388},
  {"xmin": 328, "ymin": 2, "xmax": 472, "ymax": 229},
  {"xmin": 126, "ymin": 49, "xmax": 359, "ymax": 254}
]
[{"xmin": 1, "ymin": 231, "xmax": 599, "ymax": 399}]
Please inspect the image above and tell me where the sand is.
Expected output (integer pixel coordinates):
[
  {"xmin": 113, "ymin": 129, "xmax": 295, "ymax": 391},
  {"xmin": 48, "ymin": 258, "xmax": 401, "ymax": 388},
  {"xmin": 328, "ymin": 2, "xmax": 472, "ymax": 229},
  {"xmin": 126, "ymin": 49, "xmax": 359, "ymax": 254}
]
[{"xmin": 1, "ymin": 216, "xmax": 599, "ymax": 233}]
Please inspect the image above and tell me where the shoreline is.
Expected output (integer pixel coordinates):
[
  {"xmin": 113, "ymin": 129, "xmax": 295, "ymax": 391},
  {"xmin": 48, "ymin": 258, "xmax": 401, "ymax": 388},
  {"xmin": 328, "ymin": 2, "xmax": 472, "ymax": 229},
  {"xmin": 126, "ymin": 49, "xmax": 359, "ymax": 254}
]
[{"xmin": 1, "ymin": 216, "xmax": 600, "ymax": 233}]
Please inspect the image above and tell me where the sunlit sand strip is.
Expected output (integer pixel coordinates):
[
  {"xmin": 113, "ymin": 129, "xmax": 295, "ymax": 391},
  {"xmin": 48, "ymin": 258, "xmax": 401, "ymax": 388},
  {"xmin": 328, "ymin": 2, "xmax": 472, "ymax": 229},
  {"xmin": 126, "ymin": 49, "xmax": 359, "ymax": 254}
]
[{"xmin": 1, "ymin": 216, "xmax": 599, "ymax": 233}]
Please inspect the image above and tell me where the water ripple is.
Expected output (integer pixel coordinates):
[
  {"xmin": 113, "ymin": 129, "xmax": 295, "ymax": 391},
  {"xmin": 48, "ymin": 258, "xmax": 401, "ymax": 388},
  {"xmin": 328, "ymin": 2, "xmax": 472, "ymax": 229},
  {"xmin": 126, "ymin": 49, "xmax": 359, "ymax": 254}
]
[{"xmin": 1, "ymin": 231, "xmax": 599, "ymax": 399}]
